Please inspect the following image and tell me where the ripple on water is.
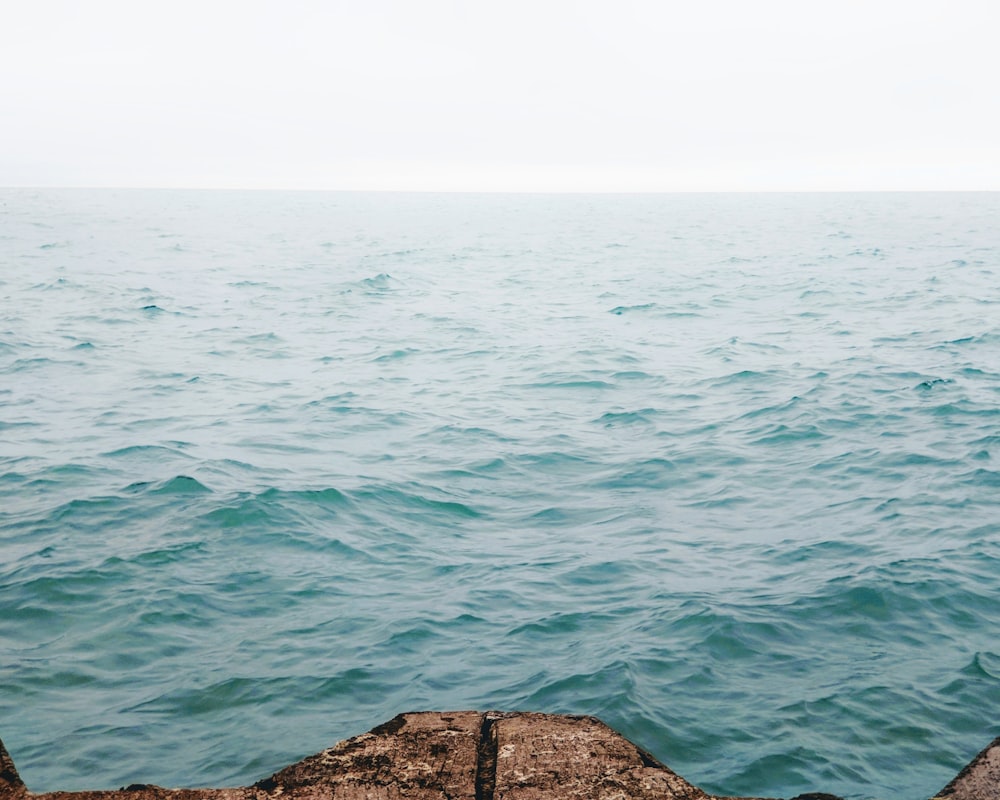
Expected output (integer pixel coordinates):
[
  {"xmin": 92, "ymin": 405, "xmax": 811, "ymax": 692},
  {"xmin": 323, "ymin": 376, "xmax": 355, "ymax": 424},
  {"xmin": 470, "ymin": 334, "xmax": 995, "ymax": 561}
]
[{"xmin": 2, "ymin": 190, "xmax": 1000, "ymax": 800}]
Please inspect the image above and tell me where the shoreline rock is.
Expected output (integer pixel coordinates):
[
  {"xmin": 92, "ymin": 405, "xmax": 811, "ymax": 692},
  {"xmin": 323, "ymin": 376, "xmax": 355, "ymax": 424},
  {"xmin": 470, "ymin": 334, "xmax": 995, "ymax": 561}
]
[
  {"xmin": 1, "ymin": 711, "xmax": 995, "ymax": 800},
  {"xmin": 934, "ymin": 737, "xmax": 1000, "ymax": 800}
]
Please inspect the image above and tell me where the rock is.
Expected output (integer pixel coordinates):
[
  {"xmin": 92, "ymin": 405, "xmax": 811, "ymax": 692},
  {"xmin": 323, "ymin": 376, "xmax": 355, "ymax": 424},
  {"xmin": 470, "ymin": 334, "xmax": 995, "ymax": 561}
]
[
  {"xmin": 934, "ymin": 737, "xmax": 1000, "ymax": 800},
  {"xmin": 2, "ymin": 710, "xmax": 989, "ymax": 800},
  {"xmin": 253, "ymin": 710, "xmax": 483, "ymax": 800},
  {"xmin": 482, "ymin": 711, "xmax": 711, "ymax": 800},
  {"xmin": 0, "ymin": 737, "xmax": 26, "ymax": 800}
]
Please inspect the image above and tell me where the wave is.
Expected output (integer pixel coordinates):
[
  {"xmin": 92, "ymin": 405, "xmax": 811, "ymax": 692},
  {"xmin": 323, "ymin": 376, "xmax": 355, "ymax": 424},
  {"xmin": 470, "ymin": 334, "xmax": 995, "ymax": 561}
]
[{"xmin": 5, "ymin": 189, "xmax": 1000, "ymax": 800}]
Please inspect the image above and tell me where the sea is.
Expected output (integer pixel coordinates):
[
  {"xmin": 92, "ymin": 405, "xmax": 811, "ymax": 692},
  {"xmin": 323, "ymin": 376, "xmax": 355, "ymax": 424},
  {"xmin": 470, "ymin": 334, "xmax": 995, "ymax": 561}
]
[{"xmin": 1, "ymin": 189, "xmax": 998, "ymax": 800}]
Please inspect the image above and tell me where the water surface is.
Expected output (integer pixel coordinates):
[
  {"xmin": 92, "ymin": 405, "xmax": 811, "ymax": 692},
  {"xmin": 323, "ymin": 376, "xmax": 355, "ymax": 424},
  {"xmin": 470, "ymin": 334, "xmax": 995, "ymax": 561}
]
[{"xmin": 1, "ymin": 189, "xmax": 999, "ymax": 799}]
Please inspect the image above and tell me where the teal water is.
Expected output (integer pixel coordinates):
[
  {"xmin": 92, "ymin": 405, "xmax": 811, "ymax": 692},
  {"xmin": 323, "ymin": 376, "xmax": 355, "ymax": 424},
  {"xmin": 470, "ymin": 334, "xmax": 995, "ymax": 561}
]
[{"xmin": 1, "ymin": 189, "xmax": 999, "ymax": 799}]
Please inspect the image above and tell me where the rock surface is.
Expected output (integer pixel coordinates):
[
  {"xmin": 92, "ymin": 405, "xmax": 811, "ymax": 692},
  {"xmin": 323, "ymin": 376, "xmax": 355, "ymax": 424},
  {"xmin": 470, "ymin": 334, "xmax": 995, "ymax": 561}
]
[
  {"xmin": 933, "ymin": 737, "xmax": 1000, "ymax": 800},
  {"xmin": 0, "ymin": 711, "xmax": 994, "ymax": 800}
]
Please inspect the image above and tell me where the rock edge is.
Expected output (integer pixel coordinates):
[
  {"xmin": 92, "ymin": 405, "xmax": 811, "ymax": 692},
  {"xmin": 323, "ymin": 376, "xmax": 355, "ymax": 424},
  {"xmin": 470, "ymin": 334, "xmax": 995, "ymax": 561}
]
[{"xmin": 0, "ymin": 711, "xmax": 995, "ymax": 800}]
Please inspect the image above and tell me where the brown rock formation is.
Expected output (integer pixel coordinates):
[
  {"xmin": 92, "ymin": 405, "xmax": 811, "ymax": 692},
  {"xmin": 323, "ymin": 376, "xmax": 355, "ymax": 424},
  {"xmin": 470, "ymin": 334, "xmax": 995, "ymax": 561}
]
[
  {"xmin": 0, "ymin": 710, "xmax": 992, "ymax": 800},
  {"xmin": 933, "ymin": 737, "xmax": 1000, "ymax": 800}
]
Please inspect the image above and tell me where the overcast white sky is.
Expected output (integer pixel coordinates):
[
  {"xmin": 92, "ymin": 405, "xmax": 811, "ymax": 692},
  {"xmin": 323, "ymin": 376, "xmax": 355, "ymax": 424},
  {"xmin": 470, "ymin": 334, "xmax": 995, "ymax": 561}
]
[{"xmin": 2, "ymin": 0, "xmax": 998, "ymax": 191}]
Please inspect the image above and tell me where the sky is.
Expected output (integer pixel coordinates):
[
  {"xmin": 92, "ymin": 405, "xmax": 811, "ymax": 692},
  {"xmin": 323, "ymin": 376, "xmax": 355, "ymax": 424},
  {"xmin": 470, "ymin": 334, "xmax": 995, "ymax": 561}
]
[{"xmin": 2, "ymin": 0, "xmax": 998, "ymax": 191}]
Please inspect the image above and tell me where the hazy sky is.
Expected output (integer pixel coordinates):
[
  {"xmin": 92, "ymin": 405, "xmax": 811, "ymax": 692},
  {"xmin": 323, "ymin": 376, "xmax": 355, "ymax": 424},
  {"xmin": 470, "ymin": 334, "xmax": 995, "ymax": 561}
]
[{"xmin": 3, "ymin": 0, "xmax": 998, "ymax": 191}]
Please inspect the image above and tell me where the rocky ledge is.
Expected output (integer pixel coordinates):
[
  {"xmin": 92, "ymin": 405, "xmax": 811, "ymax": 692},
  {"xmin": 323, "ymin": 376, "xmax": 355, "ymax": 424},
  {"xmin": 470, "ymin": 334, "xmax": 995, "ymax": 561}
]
[{"xmin": 1, "ymin": 711, "xmax": 997, "ymax": 800}]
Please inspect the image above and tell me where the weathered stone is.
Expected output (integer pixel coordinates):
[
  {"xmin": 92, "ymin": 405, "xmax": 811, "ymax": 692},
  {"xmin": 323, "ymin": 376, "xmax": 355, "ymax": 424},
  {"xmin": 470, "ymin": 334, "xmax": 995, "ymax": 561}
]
[
  {"xmin": 934, "ymin": 737, "xmax": 1000, "ymax": 800},
  {"xmin": 0, "ymin": 710, "xmax": 990, "ymax": 800},
  {"xmin": 485, "ymin": 711, "xmax": 711, "ymax": 800},
  {"xmin": 0, "ymin": 737, "xmax": 26, "ymax": 800},
  {"xmin": 254, "ymin": 710, "xmax": 482, "ymax": 800}
]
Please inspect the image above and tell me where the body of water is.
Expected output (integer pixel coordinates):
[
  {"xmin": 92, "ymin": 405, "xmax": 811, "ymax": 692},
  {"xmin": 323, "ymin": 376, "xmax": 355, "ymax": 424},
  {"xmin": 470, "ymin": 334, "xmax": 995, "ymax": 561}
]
[{"xmin": 1, "ymin": 189, "xmax": 999, "ymax": 799}]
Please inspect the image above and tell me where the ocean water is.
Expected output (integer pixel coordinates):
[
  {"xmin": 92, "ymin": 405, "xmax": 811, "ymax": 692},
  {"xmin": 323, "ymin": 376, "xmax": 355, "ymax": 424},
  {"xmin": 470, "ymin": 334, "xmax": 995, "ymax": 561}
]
[{"xmin": 1, "ymin": 189, "xmax": 998, "ymax": 800}]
